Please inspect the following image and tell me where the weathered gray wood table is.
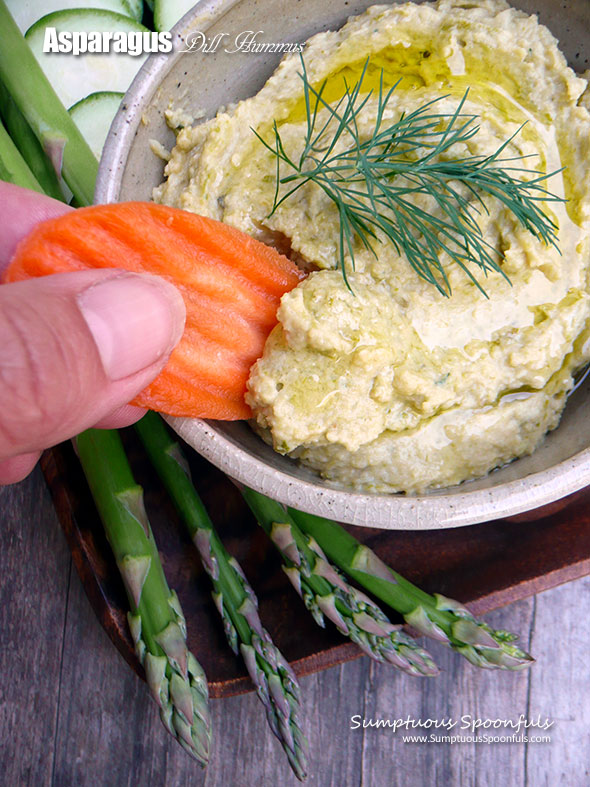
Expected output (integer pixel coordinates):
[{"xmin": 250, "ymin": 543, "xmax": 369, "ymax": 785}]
[{"xmin": 1, "ymin": 467, "xmax": 589, "ymax": 787}]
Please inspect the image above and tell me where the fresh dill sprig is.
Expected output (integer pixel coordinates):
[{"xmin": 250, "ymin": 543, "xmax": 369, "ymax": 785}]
[{"xmin": 253, "ymin": 57, "xmax": 565, "ymax": 296}]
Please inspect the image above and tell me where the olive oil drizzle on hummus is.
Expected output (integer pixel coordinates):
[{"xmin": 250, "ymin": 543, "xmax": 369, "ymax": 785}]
[{"xmin": 257, "ymin": 57, "xmax": 564, "ymax": 297}]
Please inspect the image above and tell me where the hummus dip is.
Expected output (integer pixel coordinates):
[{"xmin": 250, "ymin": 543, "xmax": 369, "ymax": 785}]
[{"xmin": 155, "ymin": 0, "xmax": 590, "ymax": 494}]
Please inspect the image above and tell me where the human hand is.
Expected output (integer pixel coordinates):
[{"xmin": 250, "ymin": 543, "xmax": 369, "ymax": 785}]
[{"xmin": 0, "ymin": 182, "xmax": 186, "ymax": 484}]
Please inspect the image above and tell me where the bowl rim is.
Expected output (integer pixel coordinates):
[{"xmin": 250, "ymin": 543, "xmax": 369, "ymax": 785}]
[
  {"xmin": 163, "ymin": 416, "xmax": 590, "ymax": 530},
  {"xmin": 96, "ymin": 0, "xmax": 590, "ymax": 529}
]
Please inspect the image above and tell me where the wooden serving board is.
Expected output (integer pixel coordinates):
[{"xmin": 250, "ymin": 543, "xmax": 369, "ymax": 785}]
[{"xmin": 41, "ymin": 430, "xmax": 590, "ymax": 699}]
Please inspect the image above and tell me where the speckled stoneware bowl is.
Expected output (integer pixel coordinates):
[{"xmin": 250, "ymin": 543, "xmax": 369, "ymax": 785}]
[{"xmin": 96, "ymin": 0, "xmax": 590, "ymax": 529}]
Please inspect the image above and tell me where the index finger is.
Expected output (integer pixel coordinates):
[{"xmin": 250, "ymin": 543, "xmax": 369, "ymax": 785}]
[{"xmin": 0, "ymin": 181, "xmax": 73, "ymax": 272}]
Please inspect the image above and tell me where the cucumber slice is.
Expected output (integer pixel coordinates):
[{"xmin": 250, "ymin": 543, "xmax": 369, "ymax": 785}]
[
  {"xmin": 6, "ymin": 0, "xmax": 141, "ymax": 33},
  {"xmin": 26, "ymin": 10, "xmax": 149, "ymax": 109},
  {"xmin": 154, "ymin": 0, "xmax": 195, "ymax": 32},
  {"xmin": 69, "ymin": 91, "xmax": 124, "ymax": 159},
  {"xmin": 124, "ymin": 0, "xmax": 144, "ymax": 20}
]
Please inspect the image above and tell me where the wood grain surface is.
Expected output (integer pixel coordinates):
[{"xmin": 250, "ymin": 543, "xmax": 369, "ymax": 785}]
[{"xmin": 2, "ymin": 467, "xmax": 590, "ymax": 786}]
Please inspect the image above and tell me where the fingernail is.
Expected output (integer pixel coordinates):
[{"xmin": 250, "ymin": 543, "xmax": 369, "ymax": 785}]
[{"xmin": 77, "ymin": 273, "xmax": 186, "ymax": 381}]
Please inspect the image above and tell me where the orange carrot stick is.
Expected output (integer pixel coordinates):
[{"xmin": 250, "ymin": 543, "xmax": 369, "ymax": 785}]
[{"xmin": 4, "ymin": 202, "xmax": 305, "ymax": 419}]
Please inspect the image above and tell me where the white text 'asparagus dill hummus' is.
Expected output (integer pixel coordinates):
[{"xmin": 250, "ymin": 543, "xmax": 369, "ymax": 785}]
[{"xmin": 155, "ymin": 0, "xmax": 590, "ymax": 494}]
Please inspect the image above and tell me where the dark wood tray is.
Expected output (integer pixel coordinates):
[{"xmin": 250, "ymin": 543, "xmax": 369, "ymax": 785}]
[{"xmin": 41, "ymin": 430, "xmax": 590, "ymax": 698}]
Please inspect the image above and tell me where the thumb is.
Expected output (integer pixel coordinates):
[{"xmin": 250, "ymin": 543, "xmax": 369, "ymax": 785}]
[{"xmin": 0, "ymin": 268, "xmax": 185, "ymax": 468}]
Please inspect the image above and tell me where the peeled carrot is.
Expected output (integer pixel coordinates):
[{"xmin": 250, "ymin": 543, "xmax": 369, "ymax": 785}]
[{"xmin": 4, "ymin": 202, "xmax": 305, "ymax": 419}]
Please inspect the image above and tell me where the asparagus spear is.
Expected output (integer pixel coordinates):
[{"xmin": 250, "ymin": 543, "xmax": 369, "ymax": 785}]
[
  {"xmin": 241, "ymin": 488, "xmax": 438, "ymax": 677},
  {"xmin": 75, "ymin": 429, "xmax": 211, "ymax": 764},
  {"xmin": 0, "ymin": 116, "xmax": 44, "ymax": 193},
  {"xmin": 0, "ymin": 78, "xmax": 65, "ymax": 200},
  {"xmin": 0, "ymin": 0, "xmax": 97, "ymax": 205},
  {"xmin": 134, "ymin": 412, "xmax": 308, "ymax": 781},
  {"xmin": 287, "ymin": 509, "xmax": 534, "ymax": 671}
]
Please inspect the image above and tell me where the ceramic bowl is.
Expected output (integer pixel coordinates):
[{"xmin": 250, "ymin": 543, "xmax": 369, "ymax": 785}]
[{"xmin": 96, "ymin": 0, "xmax": 590, "ymax": 529}]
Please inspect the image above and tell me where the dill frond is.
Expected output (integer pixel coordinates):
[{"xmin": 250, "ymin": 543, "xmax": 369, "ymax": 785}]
[{"xmin": 253, "ymin": 57, "xmax": 564, "ymax": 297}]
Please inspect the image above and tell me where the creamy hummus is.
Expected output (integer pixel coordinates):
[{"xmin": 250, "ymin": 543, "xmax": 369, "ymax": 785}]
[{"xmin": 155, "ymin": 0, "xmax": 590, "ymax": 493}]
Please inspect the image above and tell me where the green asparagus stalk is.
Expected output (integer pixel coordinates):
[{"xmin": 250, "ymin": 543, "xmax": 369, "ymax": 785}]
[
  {"xmin": 0, "ymin": 1, "xmax": 97, "ymax": 205},
  {"xmin": 0, "ymin": 116, "xmax": 45, "ymax": 193},
  {"xmin": 75, "ymin": 429, "xmax": 211, "ymax": 764},
  {"xmin": 134, "ymin": 412, "xmax": 308, "ymax": 781},
  {"xmin": 0, "ymin": 79, "xmax": 65, "ymax": 200},
  {"xmin": 241, "ymin": 488, "xmax": 438, "ymax": 677},
  {"xmin": 287, "ymin": 509, "xmax": 534, "ymax": 671}
]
